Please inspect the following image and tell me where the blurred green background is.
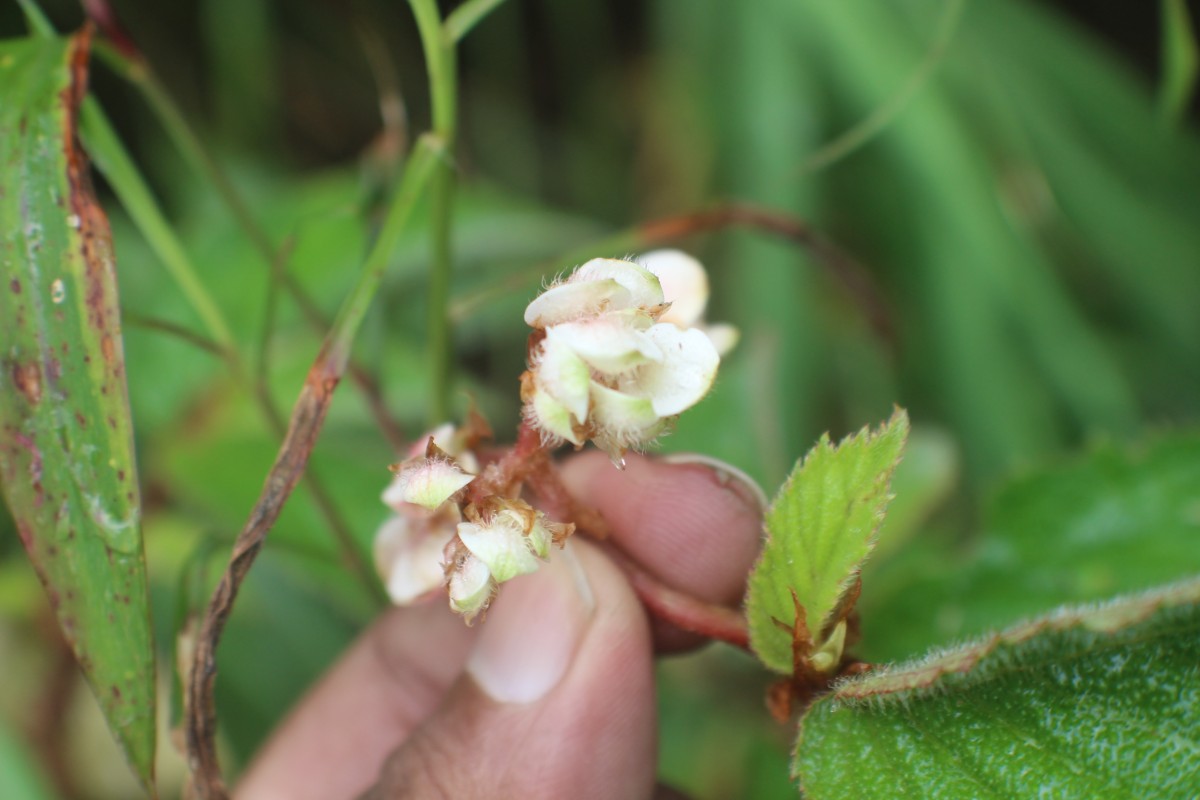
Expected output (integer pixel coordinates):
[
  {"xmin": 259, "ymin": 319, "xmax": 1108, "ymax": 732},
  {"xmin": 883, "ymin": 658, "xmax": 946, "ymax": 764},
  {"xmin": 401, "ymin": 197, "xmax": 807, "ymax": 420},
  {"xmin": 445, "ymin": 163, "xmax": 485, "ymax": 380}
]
[{"xmin": 1, "ymin": 0, "xmax": 1198, "ymax": 797}]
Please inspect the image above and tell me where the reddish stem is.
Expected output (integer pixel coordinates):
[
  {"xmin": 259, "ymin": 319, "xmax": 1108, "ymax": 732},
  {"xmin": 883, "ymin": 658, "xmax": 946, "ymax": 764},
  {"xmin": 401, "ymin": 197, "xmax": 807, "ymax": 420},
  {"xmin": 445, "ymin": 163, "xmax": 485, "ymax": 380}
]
[
  {"xmin": 603, "ymin": 545, "xmax": 751, "ymax": 651},
  {"xmin": 468, "ymin": 427, "xmax": 750, "ymax": 650}
]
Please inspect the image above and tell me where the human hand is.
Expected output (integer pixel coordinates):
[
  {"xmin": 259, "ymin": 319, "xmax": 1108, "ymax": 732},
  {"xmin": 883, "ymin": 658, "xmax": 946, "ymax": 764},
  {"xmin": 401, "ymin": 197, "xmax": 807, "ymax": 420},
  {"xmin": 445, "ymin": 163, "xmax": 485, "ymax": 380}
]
[{"xmin": 236, "ymin": 452, "xmax": 765, "ymax": 800}]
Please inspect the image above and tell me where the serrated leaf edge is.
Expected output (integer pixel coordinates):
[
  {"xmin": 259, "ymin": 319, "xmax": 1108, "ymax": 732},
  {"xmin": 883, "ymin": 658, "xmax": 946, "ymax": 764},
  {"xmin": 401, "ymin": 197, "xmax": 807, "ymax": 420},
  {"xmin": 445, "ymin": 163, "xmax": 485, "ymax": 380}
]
[{"xmin": 748, "ymin": 407, "xmax": 910, "ymax": 672}]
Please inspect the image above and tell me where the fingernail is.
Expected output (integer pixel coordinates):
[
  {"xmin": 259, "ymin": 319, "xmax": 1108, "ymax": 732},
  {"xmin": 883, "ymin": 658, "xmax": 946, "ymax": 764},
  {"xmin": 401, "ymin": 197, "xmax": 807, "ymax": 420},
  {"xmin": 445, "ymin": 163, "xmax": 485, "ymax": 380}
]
[
  {"xmin": 467, "ymin": 544, "xmax": 594, "ymax": 704},
  {"xmin": 660, "ymin": 453, "xmax": 768, "ymax": 512}
]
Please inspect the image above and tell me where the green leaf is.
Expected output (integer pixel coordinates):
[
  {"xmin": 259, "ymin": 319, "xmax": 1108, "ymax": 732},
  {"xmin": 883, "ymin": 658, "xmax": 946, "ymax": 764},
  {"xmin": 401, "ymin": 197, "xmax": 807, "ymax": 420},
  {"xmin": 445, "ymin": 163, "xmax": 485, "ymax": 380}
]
[
  {"xmin": 796, "ymin": 579, "xmax": 1200, "ymax": 798},
  {"xmin": 746, "ymin": 409, "xmax": 909, "ymax": 674},
  {"xmin": 0, "ymin": 33, "xmax": 156, "ymax": 792},
  {"xmin": 860, "ymin": 431, "xmax": 1200, "ymax": 661}
]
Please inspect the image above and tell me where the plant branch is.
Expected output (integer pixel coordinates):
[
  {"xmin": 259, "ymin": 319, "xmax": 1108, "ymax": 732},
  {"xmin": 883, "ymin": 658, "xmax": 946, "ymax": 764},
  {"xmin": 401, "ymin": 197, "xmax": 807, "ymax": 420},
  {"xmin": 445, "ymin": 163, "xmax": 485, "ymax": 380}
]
[
  {"xmin": 185, "ymin": 136, "xmax": 442, "ymax": 799},
  {"xmin": 445, "ymin": 0, "xmax": 510, "ymax": 44},
  {"xmin": 409, "ymin": 0, "xmax": 459, "ymax": 425},
  {"xmin": 604, "ymin": 545, "xmax": 750, "ymax": 650},
  {"xmin": 121, "ymin": 311, "xmax": 225, "ymax": 358},
  {"xmin": 798, "ymin": 0, "xmax": 965, "ymax": 174},
  {"xmin": 451, "ymin": 202, "xmax": 893, "ymax": 344}
]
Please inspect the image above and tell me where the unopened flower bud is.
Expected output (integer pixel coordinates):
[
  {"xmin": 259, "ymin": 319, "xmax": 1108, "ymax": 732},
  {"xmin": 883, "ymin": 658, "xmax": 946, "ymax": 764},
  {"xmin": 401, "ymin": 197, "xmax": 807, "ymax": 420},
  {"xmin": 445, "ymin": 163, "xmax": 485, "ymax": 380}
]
[
  {"xmin": 382, "ymin": 456, "xmax": 475, "ymax": 512},
  {"xmin": 447, "ymin": 551, "xmax": 494, "ymax": 623}
]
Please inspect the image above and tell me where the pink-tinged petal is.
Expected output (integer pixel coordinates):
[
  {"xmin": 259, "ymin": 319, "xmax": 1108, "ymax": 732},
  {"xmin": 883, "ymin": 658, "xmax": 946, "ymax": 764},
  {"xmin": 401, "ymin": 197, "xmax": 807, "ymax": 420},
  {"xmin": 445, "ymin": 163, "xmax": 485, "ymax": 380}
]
[
  {"xmin": 549, "ymin": 317, "xmax": 662, "ymax": 375},
  {"xmin": 524, "ymin": 277, "xmax": 630, "ymax": 328},
  {"xmin": 373, "ymin": 516, "xmax": 455, "ymax": 605},
  {"xmin": 382, "ymin": 458, "xmax": 475, "ymax": 511},
  {"xmin": 637, "ymin": 249, "xmax": 709, "ymax": 328},
  {"xmin": 448, "ymin": 555, "xmax": 494, "ymax": 623},
  {"xmin": 634, "ymin": 324, "xmax": 720, "ymax": 416},
  {"xmin": 535, "ymin": 336, "xmax": 592, "ymax": 422},
  {"xmin": 457, "ymin": 518, "xmax": 540, "ymax": 582},
  {"xmin": 404, "ymin": 424, "xmax": 482, "ymax": 474},
  {"xmin": 571, "ymin": 258, "xmax": 665, "ymax": 308}
]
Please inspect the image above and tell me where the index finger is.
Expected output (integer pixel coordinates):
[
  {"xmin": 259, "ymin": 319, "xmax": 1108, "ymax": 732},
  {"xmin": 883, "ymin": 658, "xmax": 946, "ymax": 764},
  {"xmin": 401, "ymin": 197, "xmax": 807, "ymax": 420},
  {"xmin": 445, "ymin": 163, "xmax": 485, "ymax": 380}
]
[{"xmin": 559, "ymin": 451, "xmax": 765, "ymax": 650}]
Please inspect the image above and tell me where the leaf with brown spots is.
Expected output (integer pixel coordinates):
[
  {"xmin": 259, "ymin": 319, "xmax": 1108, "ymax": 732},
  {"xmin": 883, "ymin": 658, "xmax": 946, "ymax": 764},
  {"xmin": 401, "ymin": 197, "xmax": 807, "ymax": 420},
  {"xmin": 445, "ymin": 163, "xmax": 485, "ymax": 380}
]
[{"xmin": 0, "ymin": 30, "xmax": 156, "ymax": 794}]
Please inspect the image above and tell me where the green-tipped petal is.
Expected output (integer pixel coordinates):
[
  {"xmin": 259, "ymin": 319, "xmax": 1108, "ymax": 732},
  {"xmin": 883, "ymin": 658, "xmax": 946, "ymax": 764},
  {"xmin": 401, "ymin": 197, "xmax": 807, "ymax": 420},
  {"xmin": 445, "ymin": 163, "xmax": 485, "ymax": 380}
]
[
  {"xmin": 458, "ymin": 519, "xmax": 541, "ymax": 582},
  {"xmin": 536, "ymin": 336, "xmax": 592, "ymax": 421},
  {"xmin": 383, "ymin": 458, "xmax": 475, "ymax": 511}
]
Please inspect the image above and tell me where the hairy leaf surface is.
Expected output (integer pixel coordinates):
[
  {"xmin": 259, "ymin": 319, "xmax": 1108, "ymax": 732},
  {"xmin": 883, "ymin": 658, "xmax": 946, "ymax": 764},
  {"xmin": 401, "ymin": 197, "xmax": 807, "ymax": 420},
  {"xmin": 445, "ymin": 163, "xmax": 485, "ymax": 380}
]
[
  {"xmin": 746, "ymin": 409, "xmax": 908, "ymax": 673},
  {"xmin": 797, "ymin": 580, "xmax": 1200, "ymax": 798}
]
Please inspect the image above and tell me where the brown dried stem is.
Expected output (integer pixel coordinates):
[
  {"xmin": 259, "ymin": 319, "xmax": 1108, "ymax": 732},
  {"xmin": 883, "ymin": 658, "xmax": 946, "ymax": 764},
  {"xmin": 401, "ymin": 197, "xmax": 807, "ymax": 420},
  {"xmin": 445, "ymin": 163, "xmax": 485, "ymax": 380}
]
[
  {"xmin": 452, "ymin": 201, "xmax": 893, "ymax": 346},
  {"xmin": 184, "ymin": 137, "xmax": 443, "ymax": 799}
]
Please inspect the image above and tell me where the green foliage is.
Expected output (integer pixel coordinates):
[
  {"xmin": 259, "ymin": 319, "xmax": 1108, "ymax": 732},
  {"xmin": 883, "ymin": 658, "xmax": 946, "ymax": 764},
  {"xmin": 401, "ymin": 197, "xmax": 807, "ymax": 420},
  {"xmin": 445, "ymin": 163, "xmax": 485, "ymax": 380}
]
[
  {"xmin": 1160, "ymin": 0, "xmax": 1199, "ymax": 122},
  {"xmin": 861, "ymin": 432, "xmax": 1200, "ymax": 661},
  {"xmin": 1, "ymin": 0, "xmax": 1198, "ymax": 797},
  {"xmin": 0, "ymin": 719, "xmax": 58, "ymax": 800},
  {"xmin": 0, "ymin": 33, "xmax": 156, "ymax": 789},
  {"xmin": 747, "ymin": 410, "xmax": 909, "ymax": 673},
  {"xmin": 796, "ymin": 580, "xmax": 1200, "ymax": 798}
]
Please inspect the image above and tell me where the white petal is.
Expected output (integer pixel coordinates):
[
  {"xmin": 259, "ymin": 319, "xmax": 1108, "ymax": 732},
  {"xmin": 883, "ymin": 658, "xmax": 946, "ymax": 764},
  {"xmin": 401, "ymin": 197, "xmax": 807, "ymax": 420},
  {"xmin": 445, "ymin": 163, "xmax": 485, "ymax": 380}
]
[
  {"xmin": 448, "ymin": 555, "xmax": 493, "ymax": 621},
  {"xmin": 637, "ymin": 249, "xmax": 709, "ymax": 328},
  {"xmin": 373, "ymin": 516, "xmax": 454, "ymax": 605},
  {"xmin": 548, "ymin": 318, "xmax": 662, "ymax": 375},
  {"xmin": 528, "ymin": 385, "xmax": 584, "ymax": 445},
  {"xmin": 457, "ymin": 519, "xmax": 540, "ymax": 583},
  {"xmin": 535, "ymin": 336, "xmax": 591, "ymax": 421},
  {"xmin": 383, "ymin": 458, "xmax": 475, "ymax": 511},
  {"xmin": 524, "ymin": 278, "xmax": 630, "ymax": 328},
  {"xmin": 571, "ymin": 258, "xmax": 664, "ymax": 308},
  {"xmin": 632, "ymin": 324, "xmax": 720, "ymax": 416},
  {"xmin": 405, "ymin": 423, "xmax": 457, "ymax": 459}
]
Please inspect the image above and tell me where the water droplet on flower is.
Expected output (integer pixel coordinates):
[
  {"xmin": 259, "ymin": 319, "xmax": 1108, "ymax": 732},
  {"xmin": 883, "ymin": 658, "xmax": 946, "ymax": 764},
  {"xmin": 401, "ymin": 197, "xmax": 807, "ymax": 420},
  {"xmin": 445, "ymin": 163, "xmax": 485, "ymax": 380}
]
[{"xmin": 51, "ymin": 279, "xmax": 65, "ymax": 304}]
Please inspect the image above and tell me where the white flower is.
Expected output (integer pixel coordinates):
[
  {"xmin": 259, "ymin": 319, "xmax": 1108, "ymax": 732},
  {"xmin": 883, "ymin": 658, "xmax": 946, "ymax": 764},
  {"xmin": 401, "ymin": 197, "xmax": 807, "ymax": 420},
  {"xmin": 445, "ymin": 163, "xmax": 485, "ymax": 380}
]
[
  {"xmin": 636, "ymin": 249, "xmax": 739, "ymax": 355},
  {"xmin": 373, "ymin": 509, "xmax": 459, "ymax": 604},
  {"xmin": 375, "ymin": 423, "xmax": 487, "ymax": 609},
  {"xmin": 522, "ymin": 255, "xmax": 723, "ymax": 459}
]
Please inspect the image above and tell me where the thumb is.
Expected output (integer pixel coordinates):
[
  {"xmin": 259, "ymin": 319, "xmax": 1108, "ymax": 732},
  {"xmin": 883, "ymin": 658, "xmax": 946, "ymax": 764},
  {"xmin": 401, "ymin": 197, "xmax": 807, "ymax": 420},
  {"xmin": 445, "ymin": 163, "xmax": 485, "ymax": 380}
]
[{"xmin": 362, "ymin": 540, "xmax": 657, "ymax": 800}]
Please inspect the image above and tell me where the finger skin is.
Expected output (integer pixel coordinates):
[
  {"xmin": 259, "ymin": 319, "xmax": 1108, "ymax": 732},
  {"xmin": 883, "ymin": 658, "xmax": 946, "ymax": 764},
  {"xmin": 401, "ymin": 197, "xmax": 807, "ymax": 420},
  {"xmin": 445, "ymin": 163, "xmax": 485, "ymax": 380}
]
[
  {"xmin": 560, "ymin": 452, "xmax": 764, "ymax": 650},
  {"xmin": 363, "ymin": 541, "xmax": 656, "ymax": 800},
  {"xmin": 235, "ymin": 603, "xmax": 476, "ymax": 800},
  {"xmin": 239, "ymin": 454, "xmax": 762, "ymax": 797}
]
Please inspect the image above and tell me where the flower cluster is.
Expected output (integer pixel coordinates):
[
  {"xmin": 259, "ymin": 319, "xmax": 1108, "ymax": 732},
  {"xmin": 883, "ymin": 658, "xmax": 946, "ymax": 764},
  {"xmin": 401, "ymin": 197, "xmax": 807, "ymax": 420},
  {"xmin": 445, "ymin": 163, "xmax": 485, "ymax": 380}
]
[
  {"xmin": 521, "ymin": 250, "xmax": 732, "ymax": 461},
  {"xmin": 374, "ymin": 426, "xmax": 572, "ymax": 622},
  {"xmin": 374, "ymin": 249, "xmax": 731, "ymax": 623}
]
